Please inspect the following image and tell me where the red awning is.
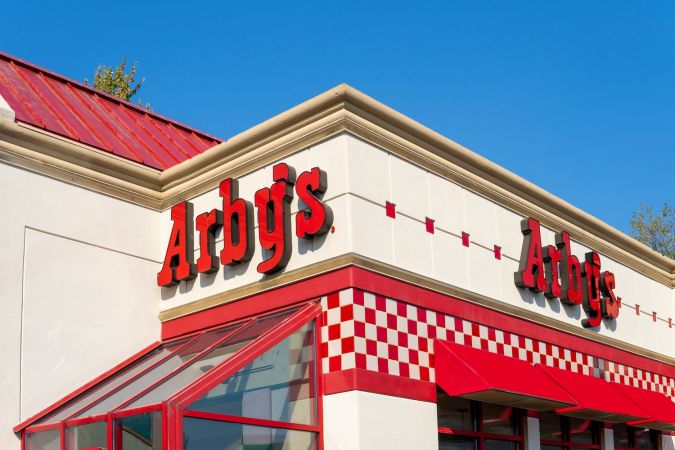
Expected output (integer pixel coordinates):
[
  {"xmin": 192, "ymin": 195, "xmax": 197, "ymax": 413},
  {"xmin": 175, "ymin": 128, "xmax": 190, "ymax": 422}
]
[
  {"xmin": 434, "ymin": 340, "xmax": 576, "ymax": 411},
  {"xmin": 612, "ymin": 382, "xmax": 675, "ymax": 432},
  {"xmin": 539, "ymin": 365, "xmax": 649, "ymax": 423}
]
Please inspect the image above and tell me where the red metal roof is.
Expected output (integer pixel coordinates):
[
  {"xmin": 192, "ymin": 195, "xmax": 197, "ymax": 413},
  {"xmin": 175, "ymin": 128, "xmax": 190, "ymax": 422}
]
[{"xmin": 0, "ymin": 51, "xmax": 221, "ymax": 170}]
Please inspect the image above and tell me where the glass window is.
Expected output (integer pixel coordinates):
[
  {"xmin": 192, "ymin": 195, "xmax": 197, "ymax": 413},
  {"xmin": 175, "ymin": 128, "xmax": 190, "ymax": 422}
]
[
  {"xmin": 614, "ymin": 424, "xmax": 631, "ymax": 448},
  {"xmin": 485, "ymin": 439, "xmax": 520, "ymax": 450},
  {"xmin": 614, "ymin": 424, "xmax": 659, "ymax": 450},
  {"xmin": 188, "ymin": 321, "xmax": 317, "ymax": 425},
  {"xmin": 634, "ymin": 428, "xmax": 657, "ymax": 450},
  {"xmin": 40, "ymin": 343, "xmax": 184, "ymax": 423},
  {"xmin": 20, "ymin": 305, "xmax": 320, "ymax": 450},
  {"xmin": 75, "ymin": 324, "xmax": 241, "ymax": 417},
  {"xmin": 182, "ymin": 417, "xmax": 316, "ymax": 450},
  {"xmin": 539, "ymin": 413, "xmax": 600, "ymax": 450},
  {"xmin": 25, "ymin": 430, "xmax": 60, "ymax": 450},
  {"xmin": 538, "ymin": 412, "xmax": 563, "ymax": 441},
  {"xmin": 126, "ymin": 310, "xmax": 297, "ymax": 409},
  {"xmin": 439, "ymin": 435, "xmax": 477, "ymax": 450},
  {"xmin": 116, "ymin": 412, "xmax": 162, "ymax": 450},
  {"xmin": 483, "ymin": 404, "xmax": 518, "ymax": 436},
  {"xmin": 437, "ymin": 391, "xmax": 474, "ymax": 431},
  {"xmin": 66, "ymin": 421, "xmax": 107, "ymax": 450},
  {"xmin": 568, "ymin": 418, "xmax": 596, "ymax": 444},
  {"xmin": 437, "ymin": 394, "xmax": 523, "ymax": 450}
]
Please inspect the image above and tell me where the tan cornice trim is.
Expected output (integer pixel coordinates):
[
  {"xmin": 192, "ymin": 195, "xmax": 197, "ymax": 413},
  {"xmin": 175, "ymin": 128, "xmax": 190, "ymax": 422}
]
[
  {"xmin": 1, "ymin": 85, "xmax": 672, "ymax": 285},
  {"xmin": 0, "ymin": 119, "xmax": 163, "ymax": 208},
  {"xmin": 157, "ymin": 106, "xmax": 349, "ymax": 209},
  {"xmin": 158, "ymin": 255, "xmax": 675, "ymax": 368}
]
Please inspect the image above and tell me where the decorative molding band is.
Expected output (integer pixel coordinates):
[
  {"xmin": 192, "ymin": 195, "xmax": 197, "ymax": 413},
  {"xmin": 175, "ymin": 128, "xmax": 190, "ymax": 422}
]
[
  {"xmin": 0, "ymin": 85, "xmax": 672, "ymax": 286},
  {"xmin": 159, "ymin": 255, "xmax": 675, "ymax": 368}
]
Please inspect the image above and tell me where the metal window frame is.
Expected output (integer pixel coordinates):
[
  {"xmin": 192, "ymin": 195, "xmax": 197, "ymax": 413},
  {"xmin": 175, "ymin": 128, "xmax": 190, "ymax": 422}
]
[
  {"xmin": 437, "ymin": 399, "xmax": 526, "ymax": 450},
  {"xmin": 21, "ymin": 301, "xmax": 324, "ymax": 450}
]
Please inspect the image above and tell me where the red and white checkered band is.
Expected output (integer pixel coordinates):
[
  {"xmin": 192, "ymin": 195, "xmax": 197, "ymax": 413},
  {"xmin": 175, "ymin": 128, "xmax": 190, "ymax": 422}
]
[{"xmin": 320, "ymin": 288, "xmax": 675, "ymax": 400}]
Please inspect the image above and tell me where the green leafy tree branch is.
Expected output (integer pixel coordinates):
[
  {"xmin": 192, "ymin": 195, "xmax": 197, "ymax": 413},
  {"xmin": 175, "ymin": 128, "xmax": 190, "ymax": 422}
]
[
  {"xmin": 630, "ymin": 202, "xmax": 674, "ymax": 259},
  {"xmin": 85, "ymin": 58, "xmax": 149, "ymax": 108}
]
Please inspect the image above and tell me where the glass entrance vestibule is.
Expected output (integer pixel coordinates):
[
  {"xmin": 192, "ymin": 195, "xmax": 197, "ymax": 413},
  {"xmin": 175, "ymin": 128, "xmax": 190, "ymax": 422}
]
[{"xmin": 20, "ymin": 304, "xmax": 322, "ymax": 450}]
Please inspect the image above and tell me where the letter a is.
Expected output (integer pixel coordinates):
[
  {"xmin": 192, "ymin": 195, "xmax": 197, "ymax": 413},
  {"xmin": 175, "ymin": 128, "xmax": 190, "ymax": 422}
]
[
  {"xmin": 157, "ymin": 201, "xmax": 196, "ymax": 287},
  {"xmin": 514, "ymin": 217, "xmax": 546, "ymax": 292}
]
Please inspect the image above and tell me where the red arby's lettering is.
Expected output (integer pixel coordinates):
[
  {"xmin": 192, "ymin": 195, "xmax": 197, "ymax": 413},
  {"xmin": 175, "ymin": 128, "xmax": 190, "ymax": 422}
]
[
  {"xmin": 157, "ymin": 163, "xmax": 333, "ymax": 286},
  {"xmin": 514, "ymin": 217, "xmax": 546, "ymax": 292},
  {"xmin": 157, "ymin": 201, "xmax": 197, "ymax": 287},
  {"xmin": 220, "ymin": 178, "xmax": 254, "ymax": 266},
  {"xmin": 195, "ymin": 208, "xmax": 223, "ymax": 273},
  {"xmin": 255, "ymin": 163, "xmax": 295, "ymax": 274},
  {"xmin": 296, "ymin": 167, "xmax": 333, "ymax": 239},
  {"xmin": 515, "ymin": 217, "xmax": 621, "ymax": 328}
]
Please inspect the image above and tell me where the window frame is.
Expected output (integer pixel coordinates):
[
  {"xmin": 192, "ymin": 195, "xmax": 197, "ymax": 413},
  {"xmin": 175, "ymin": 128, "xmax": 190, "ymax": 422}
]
[
  {"xmin": 437, "ymin": 394, "xmax": 525, "ymax": 450},
  {"xmin": 539, "ymin": 413, "xmax": 601, "ymax": 450},
  {"xmin": 21, "ymin": 302, "xmax": 324, "ymax": 450},
  {"xmin": 614, "ymin": 425, "xmax": 661, "ymax": 450}
]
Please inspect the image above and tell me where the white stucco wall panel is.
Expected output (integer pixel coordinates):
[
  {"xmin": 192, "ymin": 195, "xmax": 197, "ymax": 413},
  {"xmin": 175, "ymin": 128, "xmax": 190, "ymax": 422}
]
[
  {"xmin": 463, "ymin": 189, "xmax": 498, "ymax": 246},
  {"xmin": 0, "ymin": 162, "xmax": 161, "ymax": 450},
  {"xmin": 390, "ymin": 154, "xmax": 429, "ymax": 220},
  {"xmin": 347, "ymin": 135, "xmax": 390, "ymax": 204},
  {"xmin": 467, "ymin": 241, "xmax": 502, "ymax": 300},
  {"xmin": 428, "ymin": 172, "xmax": 464, "ymax": 235},
  {"xmin": 392, "ymin": 214, "xmax": 434, "ymax": 278},
  {"xmin": 432, "ymin": 230, "xmax": 470, "ymax": 288},
  {"xmin": 348, "ymin": 195, "xmax": 394, "ymax": 265},
  {"xmin": 21, "ymin": 228, "xmax": 160, "ymax": 418},
  {"xmin": 323, "ymin": 391, "xmax": 438, "ymax": 450}
]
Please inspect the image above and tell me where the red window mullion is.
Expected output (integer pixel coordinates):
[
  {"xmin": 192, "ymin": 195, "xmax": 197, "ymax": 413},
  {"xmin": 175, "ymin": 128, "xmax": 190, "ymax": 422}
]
[
  {"xmin": 107, "ymin": 413, "xmax": 113, "ymax": 450},
  {"xmin": 60, "ymin": 421, "xmax": 65, "ymax": 450},
  {"xmin": 110, "ymin": 403, "xmax": 162, "ymax": 420},
  {"xmin": 182, "ymin": 409, "xmax": 320, "ymax": 433},
  {"xmin": 110, "ymin": 318, "xmax": 256, "ymax": 412},
  {"xmin": 64, "ymin": 413, "xmax": 108, "ymax": 428},
  {"xmin": 174, "ymin": 404, "xmax": 184, "ymax": 450},
  {"xmin": 25, "ymin": 422, "xmax": 61, "ymax": 434},
  {"xmin": 315, "ymin": 303, "xmax": 325, "ymax": 450},
  {"xmin": 540, "ymin": 440, "xmax": 601, "ymax": 449}
]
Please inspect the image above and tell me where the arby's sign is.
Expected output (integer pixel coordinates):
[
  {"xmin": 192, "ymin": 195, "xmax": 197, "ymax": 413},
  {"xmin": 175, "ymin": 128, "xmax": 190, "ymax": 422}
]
[
  {"xmin": 157, "ymin": 163, "xmax": 333, "ymax": 287},
  {"xmin": 514, "ymin": 217, "xmax": 621, "ymax": 328}
]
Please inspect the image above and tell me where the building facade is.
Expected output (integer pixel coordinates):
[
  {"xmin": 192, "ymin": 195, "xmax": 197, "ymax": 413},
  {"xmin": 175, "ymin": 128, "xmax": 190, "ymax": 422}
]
[{"xmin": 1, "ymin": 51, "xmax": 673, "ymax": 450}]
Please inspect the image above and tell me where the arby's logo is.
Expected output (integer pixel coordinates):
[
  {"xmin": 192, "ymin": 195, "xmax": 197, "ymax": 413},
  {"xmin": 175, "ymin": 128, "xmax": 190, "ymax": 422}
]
[
  {"xmin": 514, "ymin": 217, "xmax": 621, "ymax": 328},
  {"xmin": 157, "ymin": 163, "xmax": 333, "ymax": 287}
]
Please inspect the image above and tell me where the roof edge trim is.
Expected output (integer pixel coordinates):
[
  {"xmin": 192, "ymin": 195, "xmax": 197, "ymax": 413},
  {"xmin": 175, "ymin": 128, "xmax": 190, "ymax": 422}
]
[{"xmin": 1, "ymin": 84, "xmax": 673, "ymax": 282}]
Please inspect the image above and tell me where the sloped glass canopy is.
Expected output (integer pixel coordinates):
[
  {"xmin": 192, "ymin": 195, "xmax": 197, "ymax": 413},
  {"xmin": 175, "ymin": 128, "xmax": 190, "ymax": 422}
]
[{"xmin": 20, "ymin": 303, "xmax": 321, "ymax": 450}]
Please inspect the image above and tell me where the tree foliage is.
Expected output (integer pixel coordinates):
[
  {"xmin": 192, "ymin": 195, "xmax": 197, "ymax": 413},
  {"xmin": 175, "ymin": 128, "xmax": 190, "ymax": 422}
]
[
  {"xmin": 86, "ymin": 58, "xmax": 147, "ymax": 107},
  {"xmin": 630, "ymin": 202, "xmax": 674, "ymax": 259}
]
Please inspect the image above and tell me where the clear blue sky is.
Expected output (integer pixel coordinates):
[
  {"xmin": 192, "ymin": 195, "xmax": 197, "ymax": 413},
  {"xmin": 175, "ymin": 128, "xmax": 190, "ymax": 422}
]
[{"xmin": 4, "ymin": 1, "xmax": 674, "ymax": 234}]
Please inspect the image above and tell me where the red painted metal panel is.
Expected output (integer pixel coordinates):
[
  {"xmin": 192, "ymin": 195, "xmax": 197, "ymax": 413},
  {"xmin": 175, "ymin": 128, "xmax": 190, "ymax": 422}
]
[
  {"xmin": 323, "ymin": 367, "xmax": 436, "ymax": 402},
  {"xmin": 0, "ymin": 51, "xmax": 221, "ymax": 170},
  {"xmin": 435, "ymin": 339, "xmax": 577, "ymax": 410},
  {"xmin": 540, "ymin": 364, "xmax": 649, "ymax": 422}
]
